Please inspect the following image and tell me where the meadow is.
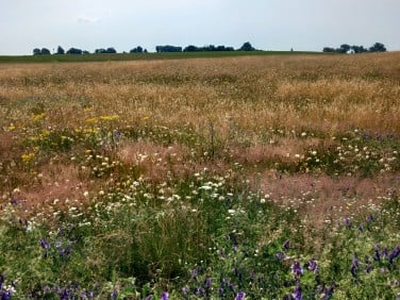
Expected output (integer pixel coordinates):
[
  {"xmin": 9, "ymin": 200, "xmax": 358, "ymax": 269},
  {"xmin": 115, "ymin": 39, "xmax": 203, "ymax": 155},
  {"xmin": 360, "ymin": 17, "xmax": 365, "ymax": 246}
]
[{"xmin": 0, "ymin": 52, "xmax": 399, "ymax": 299}]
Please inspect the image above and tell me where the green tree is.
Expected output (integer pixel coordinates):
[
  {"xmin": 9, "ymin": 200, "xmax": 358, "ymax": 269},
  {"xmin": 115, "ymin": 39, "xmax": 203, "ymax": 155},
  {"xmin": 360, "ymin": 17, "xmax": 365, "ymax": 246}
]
[
  {"xmin": 66, "ymin": 48, "xmax": 83, "ymax": 55},
  {"xmin": 41, "ymin": 48, "xmax": 51, "ymax": 55},
  {"xmin": 337, "ymin": 44, "xmax": 351, "ymax": 53},
  {"xmin": 239, "ymin": 42, "xmax": 256, "ymax": 51},
  {"xmin": 322, "ymin": 47, "xmax": 336, "ymax": 53},
  {"xmin": 369, "ymin": 42, "xmax": 387, "ymax": 52},
  {"xmin": 56, "ymin": 46, "xmax": 65, "ymax": 55},
  {"xmin": 33, "ymin": 48, "xmax": 41, "ymax": 55},
  {"xmin": 130, "ymin": 46, "xmax": 143, "ymax": 53},
  {"xmin": 350, "ymin": 45, "xmax": 368, "ymax": 53}
]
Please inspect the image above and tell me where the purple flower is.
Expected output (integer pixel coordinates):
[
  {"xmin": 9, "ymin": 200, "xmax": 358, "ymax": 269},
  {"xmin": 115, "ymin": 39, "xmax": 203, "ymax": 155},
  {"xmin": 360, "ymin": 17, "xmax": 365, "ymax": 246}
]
[
  {"xmin": 235, "ymin": 291, "xmax": 246, "ymax": 300},
  {"xmin": 283, "ymin": 240, "xmax": 290, "ymax": 250},
  {"xmin": 389, "ymin": 245, "xmax": 400, "ymax": 265},
  {"xmin": 382, "ymin": 248, "xmax": 388, "ymax": 258},
  {"xmin": 350, "ymin": 255, "xmax": 358, "ymax": 277},
  {"xmin": 291, "ymin": 261, "xmax": 304, "ymax": 277},
  {"xmin": 40, "ymin": 238, "xmax": 50, "ymax": 250},
  {"xmin": 218, "ymin": 286, "xmax": 225, "ymax": 297},
  {"xmin": 182, "ymin": 285, "xmax": 189, "ymax": 295},
  {"xmin": 373, "ymin": 244, "xmax": 381, "ymax": 261},
  {"xmin": 320, "ymin": 285, "xmax": 335, "ymax": 300},
  {"xmin": 195, "ymin": 287, "xmax": 204, "ymax": 297},
  {"xmin": 373, "ymin": 249, "xmax": 381, "ymax": 262},
  {"xmin": 276, "ymin": 252, "xmax": 285, "ymax": 261},
  {"xmin": 344, "ymin": 218, "xmax": 351, "ymax": 228},
  {"xmin": 308, "ymin": 259, "xmax": 318, "ymax": 273},
  {"xmin": 0, "ymin": 274, "xmax": 4, "ymax": 290},
  {"xmin": 292, "ymin": 286, "xmax": 302, "ymax": 300},
  {"xmin": 161, "ymin": 291, "xmax": 169, "ymax": 300},
  {"xmin": 204, "ymin": 277, "xmax": 212, "ymax": 292},
  {"xmin": 1, "ymin": 290, "xmax": 12, "ymax": 300}
]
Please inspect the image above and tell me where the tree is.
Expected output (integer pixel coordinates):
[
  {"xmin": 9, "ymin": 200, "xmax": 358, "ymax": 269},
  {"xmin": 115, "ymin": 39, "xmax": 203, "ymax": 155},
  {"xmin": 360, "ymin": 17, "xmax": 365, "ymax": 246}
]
[
  {"xmin": 350, "ymin": 45, "xmax": 368, "ymax": 54},
  {"xmin": 130, "ymin": 46, "xmax": 143, "ymax": 53},
  {"xmin": 33, "ymin": 48, "xmax": 41, "ymax": 56},
  {"xmin": 33, "ymin": 48, "xmax": 51, "ymax": 55},
  {"xmin": 106, "ymin": 47, "xmax": 117, "ymax": 54},
  {"xmin": 239, "ymin": 42, "xmax": 256, "ymax": 51},
  {"xmin": 56, "ymin": 46, "xmax": 65, "ymax": 55},
  {"xmin": 156, "ymin": 45, "xmax": 182, "ymax": 53},
  {"xmin": 40, "ymin": 48, "xmax": 51, "ymax": 55},
  {"xmin": 322, "ymin": 47, "xmax": 336, "ymax": 53},
  {"xmin": 66, "ymin": 48, "xmax": 83, "ymax": 55},
  {"xmin": 183, "ymin": 45, "xmax": 198, "ymax": 52},
  {"xmin": 369, "ymin": 42, "xmax": 387, "ymax": 52},
  {"xmin": 337, "ymin": 44, "xmax": 351, "ymax": 53}
]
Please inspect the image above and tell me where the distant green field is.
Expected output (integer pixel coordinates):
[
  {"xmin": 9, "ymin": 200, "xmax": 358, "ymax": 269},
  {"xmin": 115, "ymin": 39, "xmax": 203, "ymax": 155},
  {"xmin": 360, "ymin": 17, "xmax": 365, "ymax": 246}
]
[{"xmin": 0, "ymin": 50, "xmax": 322, "ymax": 63}]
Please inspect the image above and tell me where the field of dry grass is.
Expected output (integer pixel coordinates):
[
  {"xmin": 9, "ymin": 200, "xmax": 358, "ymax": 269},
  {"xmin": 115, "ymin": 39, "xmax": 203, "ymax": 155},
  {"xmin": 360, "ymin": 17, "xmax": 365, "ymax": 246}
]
[
  {"xmin": 1, "ymin": 52, "xmax": 400, "ymax": 222},
  {"xmin": 1, "ymin": 52, "xmax": 400, "ymax": 298}
]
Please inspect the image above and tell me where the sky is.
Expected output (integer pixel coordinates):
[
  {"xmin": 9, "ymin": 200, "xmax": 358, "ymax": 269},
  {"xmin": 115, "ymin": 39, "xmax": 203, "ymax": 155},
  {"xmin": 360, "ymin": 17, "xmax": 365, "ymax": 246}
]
[{"xmin": 1, "ymin": 0, "xmax": 400, "ymax": 55}]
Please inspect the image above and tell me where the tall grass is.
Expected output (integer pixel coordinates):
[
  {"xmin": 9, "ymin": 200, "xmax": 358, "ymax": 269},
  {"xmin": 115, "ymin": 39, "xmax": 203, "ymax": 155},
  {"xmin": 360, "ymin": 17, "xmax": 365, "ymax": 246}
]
[{"xmin": 0, "ymin": 52, "xmax": 400, "ymax": 298}]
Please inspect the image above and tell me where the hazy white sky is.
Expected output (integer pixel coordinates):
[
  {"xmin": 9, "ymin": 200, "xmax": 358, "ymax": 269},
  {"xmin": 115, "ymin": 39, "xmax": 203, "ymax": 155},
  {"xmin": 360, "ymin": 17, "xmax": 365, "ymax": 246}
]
[{"xmin": 1, "ymin": 0, "xmax": 399, "ymax": 55}]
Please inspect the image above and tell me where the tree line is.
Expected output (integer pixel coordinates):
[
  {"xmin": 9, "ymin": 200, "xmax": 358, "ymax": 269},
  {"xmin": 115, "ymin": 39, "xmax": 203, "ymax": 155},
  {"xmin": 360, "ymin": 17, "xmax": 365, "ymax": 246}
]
[
  {"xmin": 32, "ymin": 42, "xmax": 257, "ymax": 55},
  {"xmin": 323, "ymin": 42, "xmax": 387, "ymax": 53}
]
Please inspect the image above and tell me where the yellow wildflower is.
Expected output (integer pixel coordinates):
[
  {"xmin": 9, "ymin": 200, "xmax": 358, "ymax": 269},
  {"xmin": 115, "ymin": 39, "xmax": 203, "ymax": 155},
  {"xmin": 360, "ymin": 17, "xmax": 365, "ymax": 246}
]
[
  {"xmin": 8, "ymin": 124, "xmax": 16, "ymax": 131},
  {"xmin": 85, "ymin": 117, "xmax": 97, "ymax": 124},
  {"xmin": 33, "ymin": 113, "xmax": 46, "ymax": 122},
  {"xmin": 41, "ymin": 129, "xmax": 50, "ymax": 136},
  {"xmin": 99, "ymin": 115, "xmax": 119, "ymax": 121},
  {"xmin": 21, "ymin": 153, "xmax": 35, "ymax": 164}
]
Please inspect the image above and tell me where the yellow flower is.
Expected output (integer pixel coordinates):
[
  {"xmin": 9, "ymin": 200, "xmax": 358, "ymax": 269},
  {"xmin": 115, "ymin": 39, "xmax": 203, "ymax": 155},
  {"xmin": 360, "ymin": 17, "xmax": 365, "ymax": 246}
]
[
  {"xmin": 142, "ymin": 116, "xmax": 150, "ymax": 121},
  {"xmin": 21, "ymin": 152, "xmax": 35, "ymax": 164},
  {"xmin": 8, "ymin": 124, "xmax": 16, "ymax": 131},
  {"xmin": 33, "ymin": 113, "xmax": 46, "ymax": 122},
  {"xmin": 85, "ymin": 117, "xmax": 97, "ymax": 124},
  {"xmin": 99, "ymin": 115, "xmax": 119, "ymax": 121},
  {"xmin": 41, "ymin": 129, "xmax": 50, "ymax": 136}
]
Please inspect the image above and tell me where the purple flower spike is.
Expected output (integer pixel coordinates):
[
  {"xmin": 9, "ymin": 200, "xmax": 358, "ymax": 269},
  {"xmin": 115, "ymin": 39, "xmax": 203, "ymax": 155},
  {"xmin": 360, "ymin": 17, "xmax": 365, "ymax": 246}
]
[
  {"xmin": 235, "ymin": 291, "xmax": 246, "ymax": 300},
  {"xmin": 1, "ymin": 290, "xmax": 12, "ymax": 300},
  {"xmin": 182, "ymin": 285, "xmax": 189, "ymax": 295},
  {"xmin": 388, "ymin": 245, "xmax": 400, "ymax": 265},
  {"xmin": 0, "ymin": 274, "xmax": 4, "ymax": 290},
  {"xmin": 292, "ymin": 286, "xmax": 302, "ymax": 300},
  {"xmin": 161, "ymin": 291, "xmax": 169, "ymax": 300},
  {"xmin": 276, "ymin": 252, "xmax": 285, "ymax": 261},
  {"xmin": 291, "ymin": 261, "xmax": 304, "ymax": 277},
  {"xmin": 40, "ymin": 238, "xmax": 50, "ymax": 250},
  {"xmin": 344, "ymin": 217, "xmax": 351, "ymax": 228},
  {"xmin": 350, "ymin": 255, "xmax": 359, "ymax": 277},
  {"xmin": 308, "ymin": 259, "xmax": 318, "ymax": 273},
  {"xmin": 283, "ymin": 240, "xmax": 290, "ymax": 250}
]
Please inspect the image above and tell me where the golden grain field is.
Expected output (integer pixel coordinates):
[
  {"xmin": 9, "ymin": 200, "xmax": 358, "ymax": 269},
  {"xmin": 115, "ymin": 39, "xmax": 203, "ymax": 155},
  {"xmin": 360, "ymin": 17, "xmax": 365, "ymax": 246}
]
[{"xmin": 1, "ymin": 52, "xmax": 400, "ymax": 225}]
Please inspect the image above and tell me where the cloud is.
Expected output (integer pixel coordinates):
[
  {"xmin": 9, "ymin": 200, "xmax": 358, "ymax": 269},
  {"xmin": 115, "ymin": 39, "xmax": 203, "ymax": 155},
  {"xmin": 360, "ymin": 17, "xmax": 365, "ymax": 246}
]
[{"xmin": 77, "ymin": 16, "xmax": 99, "ymax": 23}]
